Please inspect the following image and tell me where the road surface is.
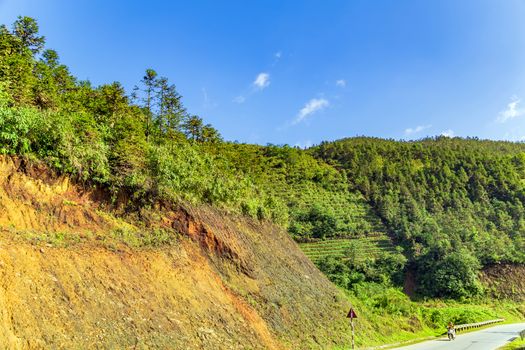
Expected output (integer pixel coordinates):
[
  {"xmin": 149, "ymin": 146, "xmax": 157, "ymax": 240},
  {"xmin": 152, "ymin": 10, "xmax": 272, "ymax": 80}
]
[{"xmin": 396, "ymin": 323, "xmax": 525, "ymax": 350}]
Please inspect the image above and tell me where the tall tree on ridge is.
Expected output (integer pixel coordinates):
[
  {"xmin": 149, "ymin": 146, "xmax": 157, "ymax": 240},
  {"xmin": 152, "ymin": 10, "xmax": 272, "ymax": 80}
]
[
  {"xmin": 12, "ymin": 16, "xmax": 45, "ymax": 54},
  {"xmin": 157, "ymin": 78, "xmax": 186, "ymax": 133},
  {"xmin": 141, "ymin": 68, "xmax": 158, "ymax": 140}
]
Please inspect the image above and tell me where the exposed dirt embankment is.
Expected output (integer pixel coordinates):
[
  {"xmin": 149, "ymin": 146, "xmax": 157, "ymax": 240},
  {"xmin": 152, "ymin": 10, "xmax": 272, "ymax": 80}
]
[
  {"xmin": 0, "ymin": 157, "xmax": 351, "ymax": 349},
  {"xmin": 480, "ymin": 264, "xmax": 525, "ymax": 301},
  {"xmin": 0, "ymin": 157, "xmax": 108, "ymax": 234}
]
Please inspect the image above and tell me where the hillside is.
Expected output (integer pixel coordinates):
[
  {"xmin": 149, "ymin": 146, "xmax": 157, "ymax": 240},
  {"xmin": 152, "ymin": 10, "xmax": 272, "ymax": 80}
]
[
  {"xmin": 2, "ymin": 16, "xmax": 525, "ymax": 302},
  {"xmin": 0, "ymin": 156, "xmax": 354, "ymax": 349},
  {"xmin": 311, "ymin": 137, "xmax": 525, "ymax": 297},
  {"xmin": 3, "ymin": 157, "xmax": 522, "ymax": 349},
  {"xmin": 1, "ymin": 16, "xmax": 525, "ymax": 349}
]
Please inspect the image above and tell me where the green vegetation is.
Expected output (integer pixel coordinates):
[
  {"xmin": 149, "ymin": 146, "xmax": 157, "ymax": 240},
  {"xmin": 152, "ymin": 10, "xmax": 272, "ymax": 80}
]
[
  {"xmin": 0, "ymin": 224, "xmax": 176, "ymax": 250},
  {"xmin": 1, "ymin": 16, "xmax": 525, "ymax": 305},
  {"xmin": 210, "ymin": 142, "xmax": 379, "ymax": 236},
  {"xmin": 499, "ymin": 337, "xmax": 525, "ymax": 350},
  {"xmin": 311, "ymin": 137, "xmax": 525, "ymax": 298},
  {"xmin": 0, "ymin": 16, "xmax": 368, "ymax": 235},
  {"xmin": 299, "ymin": 236, "xmax": 397, "ymax": 262},
  {"xmin": 332, "ymin": 288, "xmax": 524, "ymax": 348}
]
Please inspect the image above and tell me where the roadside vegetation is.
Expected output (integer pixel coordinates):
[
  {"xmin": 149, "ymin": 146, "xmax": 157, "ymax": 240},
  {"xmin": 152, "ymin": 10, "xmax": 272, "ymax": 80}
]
[
  {"xmin": 499, "ymin": 337, "xmax": 525, "ymax": 350},
  {"xmin": 338, "ymin": 291, "xmax": 524, "ymax": 348}
]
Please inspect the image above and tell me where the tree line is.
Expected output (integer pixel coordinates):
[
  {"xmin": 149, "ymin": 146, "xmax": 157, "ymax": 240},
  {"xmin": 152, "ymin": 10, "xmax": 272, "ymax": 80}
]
[{"xmin": 0, "ymin": 16, "xmax": 221, "ymax": 144}]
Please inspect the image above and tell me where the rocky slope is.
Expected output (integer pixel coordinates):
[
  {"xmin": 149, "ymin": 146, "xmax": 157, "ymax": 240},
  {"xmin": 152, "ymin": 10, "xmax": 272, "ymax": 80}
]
[
  {"xmin": 0, "ymin": 157, "xmax": 352, "ymax": 349},
  {"xmin": 480, "ymin": 264, "xmax": 525, "ymax": 302}
]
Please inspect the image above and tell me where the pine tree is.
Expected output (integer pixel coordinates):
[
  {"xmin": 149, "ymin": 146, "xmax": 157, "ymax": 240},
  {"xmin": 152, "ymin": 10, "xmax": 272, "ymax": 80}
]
[{"xmin": 12, "ymin": 16, "xmax": 45, "ymax": 54}]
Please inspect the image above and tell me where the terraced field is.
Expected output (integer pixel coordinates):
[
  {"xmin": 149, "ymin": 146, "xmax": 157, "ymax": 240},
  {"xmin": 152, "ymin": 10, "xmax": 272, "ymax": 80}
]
[{"xmin": 299, "ymin": 234, "xmax": 398, "ymax": 262}]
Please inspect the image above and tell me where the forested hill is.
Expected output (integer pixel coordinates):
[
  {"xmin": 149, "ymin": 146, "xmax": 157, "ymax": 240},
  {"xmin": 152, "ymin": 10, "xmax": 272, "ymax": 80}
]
[
  {"xmin": 1, "ymin": 17, "xmax": 524, "ymax": 301},
  {"xmin": 311, "ymin": 137, "xmax": 525, "ymax": 296}
]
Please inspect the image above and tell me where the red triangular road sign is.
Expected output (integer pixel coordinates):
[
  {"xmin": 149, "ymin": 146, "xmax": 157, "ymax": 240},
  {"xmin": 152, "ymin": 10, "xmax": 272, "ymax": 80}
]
[{"xmin": 347, "ymin": 308, "xmax": 357, "ymax": 319}]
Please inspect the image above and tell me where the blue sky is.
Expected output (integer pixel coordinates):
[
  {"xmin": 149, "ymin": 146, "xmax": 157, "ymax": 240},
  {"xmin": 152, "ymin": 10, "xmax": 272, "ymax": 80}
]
[{"xmin": 1, "ymin": 0, "xmax": 525, "ymax": 146}]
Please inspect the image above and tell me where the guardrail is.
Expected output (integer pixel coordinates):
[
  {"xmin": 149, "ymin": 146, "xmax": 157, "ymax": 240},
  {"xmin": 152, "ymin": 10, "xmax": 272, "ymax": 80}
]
[{"xmin": 454, "ymin": 318, "xmax": 505, "ymax": 333}]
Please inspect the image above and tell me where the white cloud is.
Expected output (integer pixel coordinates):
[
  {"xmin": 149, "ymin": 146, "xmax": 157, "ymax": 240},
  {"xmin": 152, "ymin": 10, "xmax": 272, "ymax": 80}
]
[
  {"xmin": 253, "ymin": 72, "xmax": 270, "ymax": 89},
  {"xmin": 336, "ymin": 79, "xmax": 346, "ymax": 88},
  {"xmin": 233, "ymin": 95, "xmax": 245, "ymax": 104},
  {"xmin": 497, "ymin": 96, "xmax": 523, "ymax": 123},
  {"xmin": 274, "ymin": 51, "xmax": 282, "ymax": 59},
  {"xmin": 293, "ymin": 98, "xmax": 329, "ymax": 125},
  {"xmin": 404, "ymin": 124, "xmax": 432, "ymax": 136},
  {"xmin": 233, "ymin": 72, "xmax": 270, "ymax": 104},
  {"xmin": 441, "ymin": 129, "xmax": 455, "ymax": 137}
]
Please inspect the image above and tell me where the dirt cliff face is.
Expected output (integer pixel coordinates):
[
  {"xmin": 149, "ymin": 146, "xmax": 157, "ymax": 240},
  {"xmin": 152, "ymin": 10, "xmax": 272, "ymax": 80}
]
[
  {"xmin": 0, "ymin": 157, "xmax": 352, "ymax": 349},
  {"xmin": 480, "ymin": 264, "xmax": 525, "ymax": 302}
]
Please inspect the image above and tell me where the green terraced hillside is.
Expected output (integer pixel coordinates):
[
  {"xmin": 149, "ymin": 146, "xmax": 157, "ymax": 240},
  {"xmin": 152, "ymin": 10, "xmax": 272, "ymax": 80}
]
[{"xmin": 299, "ymin": 235, "xmax": 398, "ymax": 263}]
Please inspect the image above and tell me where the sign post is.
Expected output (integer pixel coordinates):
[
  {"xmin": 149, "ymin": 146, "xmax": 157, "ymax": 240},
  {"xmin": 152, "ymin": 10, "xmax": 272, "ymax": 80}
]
[{"xmin": 346, "ymin": 307, "xmax": 358, "ymax": 349}]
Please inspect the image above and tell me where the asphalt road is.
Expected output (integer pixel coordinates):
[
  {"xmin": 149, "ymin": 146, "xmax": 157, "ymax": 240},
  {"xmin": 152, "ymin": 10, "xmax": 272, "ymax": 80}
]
[{"xmin": 396, "ymin": 323, "xmax": 525, "ymax": 350}]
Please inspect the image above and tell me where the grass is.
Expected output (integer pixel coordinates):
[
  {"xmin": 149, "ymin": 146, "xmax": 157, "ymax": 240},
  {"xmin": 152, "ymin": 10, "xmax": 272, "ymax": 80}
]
[
  {"xmin": 329, "ymin": 284, "xmax": 525, "ymax": 349},
  {"xmin": 499, "ymin": 337, "xmax": 525, "ymax": 350},
  {"xmin": 0, "ymin": 223, "xmax": 178, "ymax": 250},
  {"xmin": 109, "ymin": 226, "xmax": 175, "ymax": 248}
]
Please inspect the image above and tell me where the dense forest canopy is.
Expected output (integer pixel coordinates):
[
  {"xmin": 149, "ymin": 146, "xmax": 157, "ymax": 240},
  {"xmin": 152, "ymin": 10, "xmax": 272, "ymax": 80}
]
[
  {"xmin": 311, "ymin": 138, "xmax": 525, "ymax": 297},
  {"xmin": 1, "ymin": 17, "xmax": 524, "ymax": 299}
]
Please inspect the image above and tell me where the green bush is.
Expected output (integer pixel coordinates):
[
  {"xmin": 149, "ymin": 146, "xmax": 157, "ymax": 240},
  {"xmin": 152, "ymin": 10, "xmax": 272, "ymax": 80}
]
[
  {"xmin": 0, "ymin": 107, "xmax": 38, "ymax": 154},
  {"xmin": 418, "ymin": 249, "xmax": 483, "ymax": 299},
  {"xmin": 421, "ymin": 306, "xmax": 497, "ymax": 327}
]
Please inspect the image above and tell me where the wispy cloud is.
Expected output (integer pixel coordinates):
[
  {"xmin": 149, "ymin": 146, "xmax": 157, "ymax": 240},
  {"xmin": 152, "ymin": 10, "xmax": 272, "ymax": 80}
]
[
  {"xmin": 441, "ymin": 129, "xmax": 455, "ymax": 137},
  {"xmin": 293, "ymin": 98, "xmax": 329, "ymax": 125},
  {"xmin": 233, "ymin": 95, "xmax": 245, "ymax": 104},
  {"xmin": 253, "ymin": 72, "xmax": 270, "ymax": 90},
  {"xmin": 497, "ymin": 96, "xmax": 523, "ymax": 123},
  {"xmin": 272, "ymin": 51, "xmax": 283, "ymax": 67},
  {"xmin": 201, "ymin": 88, "xmax": 218, "ymax": 109},
  {"xmin": 404, "ymin": 124, "xmax": 432, "ymax": 136},
  {"xmin": 336, "ymin": 79, "xmax": 346, "ymax": 88}
]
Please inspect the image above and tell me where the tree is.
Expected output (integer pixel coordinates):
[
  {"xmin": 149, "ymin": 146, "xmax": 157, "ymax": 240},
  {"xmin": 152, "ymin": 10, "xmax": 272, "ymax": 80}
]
[
  {"xmin": 42, "ymin": 49, "xmax": 59, "ymax": 68},
  {"xmin": 142, "ymin": 69, "xmax": 157, "ymax": 112},
  {"xmin": 93, "ymin": 82, "xmax": 129, "ymax": 125},
  {"xmin": 201, "ymin": 124, "xmax": 222, "ymax": 143},
  {"xmin": 140, "ymin": 68, "xmax": 158, "ymax": 140},
  {"xmin": 0, "ymin": 24, "xmax": 35, "ymax": 105},
  {"xmin": 418, "ymin": 249, "xmax": 482, "ymax": 298},
  {"xmin": 12, "ymin": 16, "xmax": 45, "ymax": 54},
  {"xmin": 156, "ymin": 77, "xmax": 185, "ymax": 133},
  {"xmin": 182, "ymin": 115, "xmax": 203, "ymax": 141}
]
